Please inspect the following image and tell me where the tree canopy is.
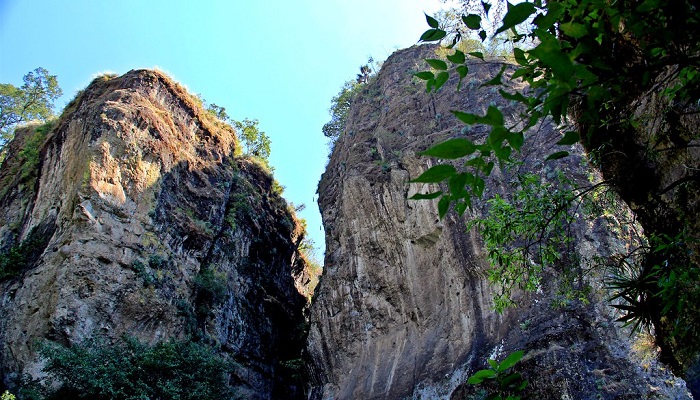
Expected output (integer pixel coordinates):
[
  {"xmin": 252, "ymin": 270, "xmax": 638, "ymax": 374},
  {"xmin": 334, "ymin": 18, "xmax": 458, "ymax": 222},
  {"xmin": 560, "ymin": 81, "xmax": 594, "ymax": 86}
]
[
  {"xmin": 205, "ymin": 103, "xmax": 272, "ymax": 162},
  {"xmin": 322, "ymin": 80, "xmax": 361, "ymax": 140},
  {"xmin": 0, "ymin": 68, "xmax": 63, "ymax": 160},
  {"xmin": 233, "ymin": 118, "xmax": 271, "ymax": 161},
  {"xmin": 0, "ymin": 68, "xmax": 62, "ymax": 154}
]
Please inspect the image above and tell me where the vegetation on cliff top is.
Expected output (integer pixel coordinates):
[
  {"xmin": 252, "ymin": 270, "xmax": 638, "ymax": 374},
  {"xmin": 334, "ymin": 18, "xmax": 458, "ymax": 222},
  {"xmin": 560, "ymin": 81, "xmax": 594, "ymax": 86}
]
[
  {"xmin": 0, "ymin": 68, "xmax": 62, "ymax": 161},
  {"xmin": 323, "ymin": 58, "xmax": 379, "ymax": 146}
]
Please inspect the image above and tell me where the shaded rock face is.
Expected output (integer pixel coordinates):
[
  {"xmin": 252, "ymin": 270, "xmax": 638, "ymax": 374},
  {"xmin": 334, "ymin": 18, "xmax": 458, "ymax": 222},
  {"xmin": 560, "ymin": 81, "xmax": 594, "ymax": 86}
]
[
  {"xmin": 307, "ymin": 45, "xmax": 690, "ymax": 399},
  {"xmin": 577, "ymin": 64, "xmax": 700, "ymax": 384},
  {"xmin": 0, "ymin": 70, "xmax": 311, "ymax": 398}
]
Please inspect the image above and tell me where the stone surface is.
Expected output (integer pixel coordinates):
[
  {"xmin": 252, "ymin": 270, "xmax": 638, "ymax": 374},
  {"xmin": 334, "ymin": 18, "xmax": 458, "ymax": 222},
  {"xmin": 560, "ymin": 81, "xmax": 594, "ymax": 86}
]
[
  {"xmin": 307, "ymin": 45, "xmax": 691, "ymax": 399},
  {"xmin": 0, "ymin": 70, "xmax": 313, "ymax": 399}
]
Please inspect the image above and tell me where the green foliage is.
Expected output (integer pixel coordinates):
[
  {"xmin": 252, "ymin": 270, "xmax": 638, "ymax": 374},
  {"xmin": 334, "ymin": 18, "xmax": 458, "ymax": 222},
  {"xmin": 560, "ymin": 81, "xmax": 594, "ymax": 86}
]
[
  {"xmin": 129, "ymin": 259, "xmax": 158, "ymax": 287},
  {"xmin": 0, "ymin": 68, "xmax": 62, "ymax": 154},
  {"xmin": 38, "ymin": 336, "xmax": 233, "ymax": 400},
  {"xmin": 195, "ymin": 268, "xmax": 228, "ymax": 304},
  {"xmin": 0, "ymin": 245, "xmax": 29, "ymax": 280},
  {"xmin": 1, "ymin": 391, "xmax": 16, "ymax": 400},
  {"xmin": 148, "ymin": 254, "xmax": 168, "ymax": 270},
  {"xmin": 412, "ymin": 0, "xmax": 700, "ymax": 372},
  {"xmin": 323, "ymin": 58, "xmax": 379, "ymax": 143},
  {"xmin": 413, "ymin": 0, "xmax": 700, "ymax": 210},
  {"xmin": 233, "ymin": 118, "xmax": 271, "ymax": 161},
  {"xmin": 606, "ymin": 232, "xmax": 700, "ymax": 365},
  {"xmin": 194, "ymin": 268, "xmax": 228, "ymax": 320},
  {"xmin": 0, "ymin": 232, "xmax": 47, "ymax": 281},
  {"xmin": 206, "ymin": 103, "xmax": 229, "ymax": 121},
  {"xmin": 0, "ymin": 119, "xmax": 54, "ymax": 199},
  {"xmin": 271, "ymin": 179, "xmax": 285, "ymax": 196},
  {"xmin": 467, "ymin": 350, "xmax": 527, "ymax": 400},
  {"xmin": 428, "ymin": 5, "xmax": 521, "ymax": 60},
  {"xmin": 322, "ymin": 80, "xmax": 362, "ymax": 140},
  {"xmin": 469, "ymin": 173, "xmax": 578, "ymax": 312},
  {"xmin": 204, "ymin": 103, "xmax": 271, "ymax": 163}
]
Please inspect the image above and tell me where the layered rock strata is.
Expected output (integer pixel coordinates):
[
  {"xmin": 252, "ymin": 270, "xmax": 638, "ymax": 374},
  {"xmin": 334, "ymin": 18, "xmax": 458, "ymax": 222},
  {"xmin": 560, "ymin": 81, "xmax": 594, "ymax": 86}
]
[{"xmin": 307, "ymin": 45, "xmax": 690, "ymax": 399}]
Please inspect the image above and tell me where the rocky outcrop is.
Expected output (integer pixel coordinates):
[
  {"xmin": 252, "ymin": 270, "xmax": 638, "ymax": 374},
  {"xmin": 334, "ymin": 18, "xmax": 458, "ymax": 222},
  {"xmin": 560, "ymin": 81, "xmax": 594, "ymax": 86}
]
[
  {"xmin": 307, "ymin": 45, "xmax": 691, "ymax": 399},
  {"xmin": 0, "ymin": 70, "xmax": 313, "ymax": 398}
]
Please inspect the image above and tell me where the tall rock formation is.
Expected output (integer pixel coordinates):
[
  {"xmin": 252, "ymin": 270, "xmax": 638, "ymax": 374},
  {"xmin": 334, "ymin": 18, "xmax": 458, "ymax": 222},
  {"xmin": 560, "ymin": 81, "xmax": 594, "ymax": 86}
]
[
  {"xmin": 0, "ymin": 70, "xmax": 314, "ymax": 398},
  {"xmin": 307, "ymin": 45, "xmax": 691, "ymax": 399}
]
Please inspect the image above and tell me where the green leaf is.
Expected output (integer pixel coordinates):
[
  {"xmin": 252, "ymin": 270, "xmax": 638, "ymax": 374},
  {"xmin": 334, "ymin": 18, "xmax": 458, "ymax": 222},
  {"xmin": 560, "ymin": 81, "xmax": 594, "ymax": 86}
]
[
  {"xmin": 498, "ymin": 350, "xmax": 524, "ymax": 372},
  {"xmin": 426, "ymin": 79, "xmax": 436, "ymax": 93},
  {"xmin": 447, "ymin": 50, "xmax": 466, "ymax": 64},
  {"xmin": 529, "ymin": 35, "xmax": 573, "ymax": 78},
  {"xmin": 499, "ymin": 372, "xmax": 523, "ymax": 389},
  {"xmin": 482, "ymin": 65, "xmax": 507, "ymax": 86},
  {"xmin": 545, "ymin": 151, "xmax": 569, "ymax": 161},
  {"xmin": 481, "ymin": 1, "xmax": 491, "ymax": 15},
  {"xmin": 495, "ymin": 2, "xmax": 536, "ymax": 35},
  {"xmin": 467, "ymin": 369, "xmax": 497, "ymax": 384},
  {"xmin": 438, "ymin": 196, "xmax": 450, "ymax": 219},
  {"xmin": 452, "ymin": 110, "xmax": 479, "ymax": 124},
  {"xmin": 449, "ymin": 175, "xmax": 468, "ymax": 198},
  {"xmin": 420, "ymin": 28, "xmax": 447, "ymax": 42},
  {"xmin": 426, "ymin": 59, "xmax": 448, "ymax": 70},
  {"xmin": 410, "ymin": 191, "xmax": 443, "ymax": 200},
  {"xmin": 493, "ymin": 144, "xmax": 512, "ymax": 160},
  {"xmin": 560, "ymin": 22, "xmax": 587, "ymax": 39},
  {"xmin": 462, "ymin": 14, "xmax": 482, "ymax": 30},
  {"xmin": 479, "ymin": 30, "xmax": 487, "ymax": 41},
  {"xmin": 465, "ymin": 156, "xmax": 487, "ymax": 170},
  {"xmin": 556, "ymin": 131, "xmax": 580, "ymax": 145},
  {"xmin": 487, "ymin": 359, "xmax": 499, "ymax": 369},
  {"xmin": 455, "ymin": 201, "xmax": 469, "ymax": 215},
  {"xmin": 456, "ymin": 65, "xmax": 469, "ymax": 78},
  {"xmin": 411, "ymin": 164, "xmax": 456, "ymax": 183},
  {"xmin": 511, "ymin": 67, "xmax": 529, "ymax": 81},
  {"xmin": 498, "ymin": 89, "xmax": 528, "ymax": 104},
  {"xmin": 456, "ymin": 65, "xmax": 468, "ymax": 90},
  {"xmin": 473, "ymin": 176, "xmax": 486, "ymax": 197},
  {"xmin": 435, "ymin": 71, "xmax": 450, "ymax": 90},
  {"xmin": 483, "ymin": 105, "xmax": 504, "ymax": 126},
  {"xmin": 513, "ymin": 48, "xmax": 528, "ymax": 66},
  {"xmin": 414, "ymin": 71, "xmax": 435, "ymax": 80},
  {"xmin": 425, "ymin": 13, "xmax": 439, "ymax": 29},
  {"xmin": 507, "ymin": 131, "xmax": 524, "ymax": 151},
  {"xmin": 483, "ymin": 161, "xmax": 494, "ymax": 175},
  {"xmin": 635, "ymin": 0, "xmax": 660, "ymax": 13},
  {"xmin": 533, "ymin": 1, "xmax": 562, "ymax": 30},
  {"xmin": 421, "ymin": 138, "xmax": 476, "ymax": 159},
  {"xmin": 469, "ymin": 51, "xmax": 484, "ymax": 60}
]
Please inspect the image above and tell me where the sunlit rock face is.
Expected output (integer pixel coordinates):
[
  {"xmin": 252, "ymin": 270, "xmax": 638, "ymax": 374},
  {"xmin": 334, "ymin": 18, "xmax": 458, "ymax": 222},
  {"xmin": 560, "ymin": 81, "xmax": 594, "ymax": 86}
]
[
  {"xmin": 0, "ymin": 70, "xmax": 313, "ymax": 399},
  {"xmin": 306, "ymin": 45, "xmax": 691, "ymax": 399}
]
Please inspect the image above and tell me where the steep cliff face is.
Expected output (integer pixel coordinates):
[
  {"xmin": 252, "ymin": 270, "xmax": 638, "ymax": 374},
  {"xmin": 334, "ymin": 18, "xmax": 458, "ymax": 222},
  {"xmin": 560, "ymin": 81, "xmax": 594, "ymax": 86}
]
[
  {"xmin": 0, "ymin": 70, "xmax": 313, "ymax": 398},
  {"xmin": 308, "ymin": 45, "xmax": 690, "ymax": 399}
]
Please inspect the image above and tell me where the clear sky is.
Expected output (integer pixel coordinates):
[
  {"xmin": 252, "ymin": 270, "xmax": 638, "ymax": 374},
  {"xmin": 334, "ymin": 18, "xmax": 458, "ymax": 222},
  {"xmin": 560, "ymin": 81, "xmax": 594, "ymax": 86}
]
[{"xmin": 0, "ymin": 0, "xmax": 449, "ymax": 260}]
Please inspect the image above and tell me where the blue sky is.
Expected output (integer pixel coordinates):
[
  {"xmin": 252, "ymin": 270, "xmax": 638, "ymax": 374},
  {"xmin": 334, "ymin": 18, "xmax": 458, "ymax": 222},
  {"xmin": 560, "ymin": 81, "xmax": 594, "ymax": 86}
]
[{"xmin": 0, "ymin": 0, "xmax": 449, "ymax": 259}]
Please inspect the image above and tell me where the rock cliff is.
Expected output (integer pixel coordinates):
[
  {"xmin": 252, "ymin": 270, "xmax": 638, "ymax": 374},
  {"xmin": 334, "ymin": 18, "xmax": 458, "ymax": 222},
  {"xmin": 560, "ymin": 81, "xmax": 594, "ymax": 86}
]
[
  {"xmin": 307, "ymin": 45, "xmax": 691, "ymax": 399},
  {"xmin": 0, "ymin": 70, "xmax": 314, "ymax": 398}
]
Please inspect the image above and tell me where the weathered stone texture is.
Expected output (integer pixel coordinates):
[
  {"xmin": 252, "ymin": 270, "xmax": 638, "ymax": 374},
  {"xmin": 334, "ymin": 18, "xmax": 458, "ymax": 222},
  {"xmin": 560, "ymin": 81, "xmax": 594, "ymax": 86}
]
[
  {"xmin": 307, "ymin": 45, "xmax": 691, "ymax": 399},
  {"xmin": 0, "ymin": 70, "xmax": 311, "ymax": 399}
]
